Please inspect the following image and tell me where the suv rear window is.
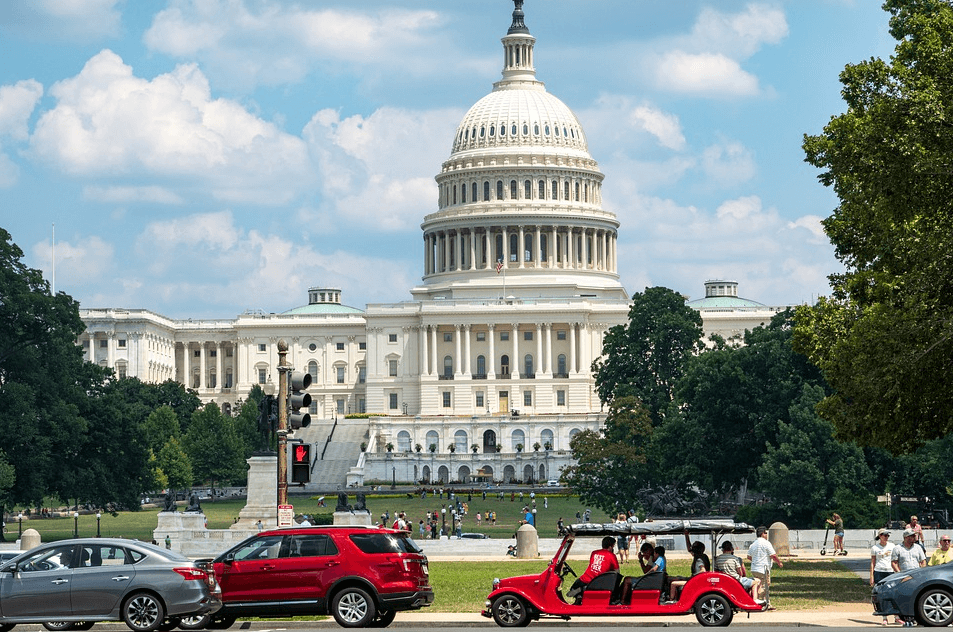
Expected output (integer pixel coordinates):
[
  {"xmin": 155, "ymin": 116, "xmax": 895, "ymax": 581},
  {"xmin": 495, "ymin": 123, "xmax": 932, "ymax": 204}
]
[{"xmin": 350, "ymin": 533, "xmax": 423, "ymax": 554}]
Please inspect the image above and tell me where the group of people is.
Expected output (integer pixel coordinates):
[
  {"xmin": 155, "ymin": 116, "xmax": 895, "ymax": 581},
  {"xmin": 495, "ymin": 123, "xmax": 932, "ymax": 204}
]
[
  {"xmin": 870, "ymin": 515, "xmax": 953, "ymax": 626},
  {"xmin": 566, "ymin": 524, "xmax": 781, "ymax": 607}
]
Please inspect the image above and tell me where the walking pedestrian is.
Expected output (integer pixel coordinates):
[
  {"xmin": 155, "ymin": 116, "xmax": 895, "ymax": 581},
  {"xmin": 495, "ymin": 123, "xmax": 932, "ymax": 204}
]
[{"xmin": 747, "ymin": 526, "xmax": 782, "ymax": 607}]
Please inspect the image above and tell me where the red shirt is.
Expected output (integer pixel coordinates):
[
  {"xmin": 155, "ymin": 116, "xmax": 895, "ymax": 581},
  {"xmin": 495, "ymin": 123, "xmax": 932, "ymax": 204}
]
[{"xmin": 580, "ymin": 548, "xmax": 620, "ymax": 583}]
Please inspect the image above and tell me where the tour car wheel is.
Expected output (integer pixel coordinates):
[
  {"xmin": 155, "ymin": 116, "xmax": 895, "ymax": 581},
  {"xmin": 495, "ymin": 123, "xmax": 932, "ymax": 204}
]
[
  {"xmin": 917, "ymin": 588, "xmax": 953, "ymax": 626},
  {"xmin": 331, "ymin": 587, "xmax": 376, "ymax": 628},
  {"xmin": 695, "ymin": 593, "xmax": 733, "ymax": 627},
  {"xmin": 491, "ymin": 594, "xmax": 529, "ymax": 627},
  {"xmin": 368, "ymin": 610, "xmax": 397, "ymax": 628},
  {"xmin": 122, "ymin": 592, "xmax": 166, "ymax": 632},
  {"xmin": 43, "ymin": 624, "xmax": 75, "ymax": 631},
  {"xmin": 177, "ymin": 615, "xmax": 209, "ymax": 630}
]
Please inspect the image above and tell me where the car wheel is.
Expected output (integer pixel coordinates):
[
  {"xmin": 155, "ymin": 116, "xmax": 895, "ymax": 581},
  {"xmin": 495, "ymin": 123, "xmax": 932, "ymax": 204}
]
[
  {"xmin": 695, "ymin": 593, "xmax": 733, "ymax": 627},
  {"xmin": 917, "ymin": 588, "xmax": 953, "ymax": 626},
  {"xmin": 204, "ymin": 617, "xmax": 235, "ymax": 630},
  {"xmin": 178, "ymin": 615, "xmax": 210, "ymax": 630},
  {"xmin": 122, "ymin": 592, "xmax": 166, "ymax": 632},
  {"xmin": 331, "ymin": 587, "xmax": 376, "ymax": 628},
  {"xmin": 491, "ymin": 594, "xmax": 529, "ymax": 628},
  {"xmin": 43, "ymin": 624, "xmax": 75, "ymax": 631},
  {"xmin": 368, "ymin": 610, "xmax": 397, "ymax": 628}
]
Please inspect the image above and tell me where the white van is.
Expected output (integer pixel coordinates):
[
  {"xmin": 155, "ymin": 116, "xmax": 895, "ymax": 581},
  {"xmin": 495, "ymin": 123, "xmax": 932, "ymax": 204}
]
[{"xmin": 546, "ymin": 479, "xmax": 560, "ymax": 487}]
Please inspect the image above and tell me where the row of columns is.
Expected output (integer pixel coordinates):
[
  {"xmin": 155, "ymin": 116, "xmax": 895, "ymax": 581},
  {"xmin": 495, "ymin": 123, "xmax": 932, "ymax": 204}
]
[
  {"xmin": 83, "ymin": 331, "xmax": 176, "ymax": 382},
  {"xmin": 418, "ymin": 322, "xmax": 596, "ymax": 379},
  {"xmin": 440, "ymin": 176, "xmax": 601, "ymax": 208},
  {"xmin": 178, "ymin": 341, "xmax": 234, "ymax": 391},
  {"xmin": 423, "ymin": 225, "xmax": 617, "ymax": 276}
]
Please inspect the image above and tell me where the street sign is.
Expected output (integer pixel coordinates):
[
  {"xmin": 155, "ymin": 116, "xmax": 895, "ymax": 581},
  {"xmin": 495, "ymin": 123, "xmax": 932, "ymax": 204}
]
[{"xmin": 278, "ymin": 504, "xmax": 294, "ymax": 527}]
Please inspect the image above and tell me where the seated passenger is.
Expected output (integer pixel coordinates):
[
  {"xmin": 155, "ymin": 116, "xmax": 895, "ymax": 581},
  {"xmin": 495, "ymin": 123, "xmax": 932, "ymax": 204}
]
[
  {"xmin": 714, "ymin": 541, "xmax": 763, "ymax": 604},
  {"xmin": 638, "ymin": 542, "xmax": 666, "ymax": 574},
  {"xmin": 669, "ymin": 532, "xmax": 710, "ymax": 601},
  {"xmin": 566, "ymin": 536, "xmax": 620, "ymax": 603}
]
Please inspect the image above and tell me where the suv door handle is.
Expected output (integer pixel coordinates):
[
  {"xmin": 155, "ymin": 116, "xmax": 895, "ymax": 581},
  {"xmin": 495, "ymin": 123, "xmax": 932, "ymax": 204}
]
[
  {"xmin": 325, "ymin": 561, "xmax": 340, "ymax": 567},
  {"xmin": 261, "ymin": 564, "xmax": 275, "ymax": 570},
  {"xmin": 51, "ymin": 579, "xmax": 69, "ymax": 585}
]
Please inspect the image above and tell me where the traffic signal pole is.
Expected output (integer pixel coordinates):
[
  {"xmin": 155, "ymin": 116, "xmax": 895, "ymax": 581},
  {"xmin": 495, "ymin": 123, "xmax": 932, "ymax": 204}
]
[{"xmin": 276, "ymin": 340, "xmax": 290, "ymax": 510}]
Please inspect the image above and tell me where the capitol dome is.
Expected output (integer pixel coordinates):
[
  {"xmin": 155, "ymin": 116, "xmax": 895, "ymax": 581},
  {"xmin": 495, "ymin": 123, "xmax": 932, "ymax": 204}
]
[{"xmin": 413, "ymin": 0, "xmax": 626, "ymax": 302}]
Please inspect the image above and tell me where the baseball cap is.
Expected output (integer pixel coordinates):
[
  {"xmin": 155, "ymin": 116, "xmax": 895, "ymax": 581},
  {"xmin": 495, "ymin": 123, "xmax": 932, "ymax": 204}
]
[
  {"xmin": 877, "ymin": 528, "xmax": 890, "ymax": 537},
  {"xmin": 902, "ymin": 528, "xmax": 916, "ymax": 538}
]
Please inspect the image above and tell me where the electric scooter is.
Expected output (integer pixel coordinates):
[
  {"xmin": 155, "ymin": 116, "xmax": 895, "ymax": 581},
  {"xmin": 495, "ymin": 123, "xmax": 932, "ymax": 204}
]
[{"xmin": 819, "ymin": 523, "xmax": 848, "ymax": 555}]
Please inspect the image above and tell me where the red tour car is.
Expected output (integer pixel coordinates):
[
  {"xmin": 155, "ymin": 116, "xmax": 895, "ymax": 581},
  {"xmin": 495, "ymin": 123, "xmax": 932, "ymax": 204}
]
[{"xmin": 482, "ymin": 520, "xmax": 763, "ymax": 627}]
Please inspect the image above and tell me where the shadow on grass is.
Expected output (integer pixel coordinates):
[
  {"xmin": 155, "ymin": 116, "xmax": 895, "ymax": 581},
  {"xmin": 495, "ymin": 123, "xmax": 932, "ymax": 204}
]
[{"xmin": 771, "ymin": 560, "xmax": 870, "ymax": 607}]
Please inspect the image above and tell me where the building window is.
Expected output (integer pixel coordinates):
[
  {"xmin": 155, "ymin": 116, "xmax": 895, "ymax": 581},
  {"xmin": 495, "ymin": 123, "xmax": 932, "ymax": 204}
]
[
  {"xmin": 538, "ymin": 179, "xmax": 545, "ymax": 199},
  {"xmin": 510, "ymin": 180, "xmax": 517, "ymax": 199},
  {"xmin": 443, "ymin": 332, "xmax": 452, "ymax": 342},
  {"xmin": 472, "ymin": 182, "xmax": 477, "ymax": 201},
  {"xmin": 443, "ymin": 355, "xmax": 453, "ymax": 378},
  {"xmin": 258, "ymin": 369, "xmax": 267, "ymax": 384},
  {"xmin": 557, "ymin": 354, "xmax": 567, "ymax": 376},
  {"xmin": 500, "ymin": 331, "xmax": 509, "ymax": 341},
  {"xmin": 359, "ymin": 398, "xmax": 366, "ymax": 413},
  {"xmin": 258, "ymin": 343, "xmax": 266, "ymax": 352},
  {"xmin": 564, "ymin": 181, "xmax": 569, "ymax": 200},
  {"xmin": 557, "ymin": 390, "xmax": 566, "ymax": 406},
  {"xmin": 524, "ymin": 179, "xmax": 531, "ymax": 199},
  {"xmin": 552, "ymin": 180, "xmax": 558, "ymax": 199},
  {"xmin": 309, "ymin": 342, "xmax": 317, "ymax": 351},
  {"xmin": 524, "ymin": 354, "xmax": 534, "ymax": 376},
  {"xmin": 308, "ymin": 360, "xmax": 318, "ymax": 382},
  {"xmin": 336, "ymin": 366, "xmax": 345, "ymax": 384},
  {"xmin": 358, "ymin": 366, "xmax": 366, "ymax": 384},
  {"xmin": 389, "ymin": 393, "xmax": 399, "ymax": 410},
  {"xmin": 336, "ymin": 342, "xmax": 345, "ymax": 351},
  {"xmin": 101, "ymin": 339, "xmax": 108, "ymax": 348},
  {"xmin": 442, "ymin": 392, "xmax": 452, "ymax": 408},
  {"xmin": 83, "ymin": 340, "xmax": 89, "ymax": 348},
  {"xmin": 476, "ymin": 392, "xmax": 485, "ymax": 408},
  {"xmin": 476, "ymin": 331, "xmax": 486, "ymax": 342},
  {"xmin": 484, "ymin": 181, "xmax": 490, "ymax": 201},
  {"xmin": 524, "ymin": 390, "xmax": 532, "ymax": 407},
  {"xmin": 359, "ymin": 341, "xmax": 366, "ymax": 350},
  {"xmin": 476, "ymin": 355, "xmax": 486, "ymax": 376},
  {"xmin": 117, "ymin": 339, "xmax": 126, "ymax": 348},
  {"xmin": 389, "ymin": 359, "xmax": 398, "ymax": 376},
  {"xmin": 523, "ymin": 331, "xmax": 533, "ymax": 341},
  {"xmin": 388, "ymin": 333, "xmax": 398, "ymax": 343},
  {"xmin": 309, "ymin": 400, "xmax": 317, "ymax": 414},
  {"xmin": 225, "ymin": 370, "xmax": 233, "ymax": 388},
  {"xmin": 500, "ymin": 355, "xmax": 510, "ymax": 376},
  {"xmin": 226, "ymin": 347, "xmax": 233, "ymax": 357},
  {"xmin": 336, "ymin": 399, "xmax": 345, "ymax": 414},
  {"xmin": 509, "ymin": 233, "xmax": 518, "ymax": 261},
  {"xmin": 210, "ymin": 349, "xmax": 217, "ymax": 358},
  {"xmin": 117, "ymin": 364, "xmax": 127, "ymax": 379},
  {"xmin": 497, "ymin": 180, "xmax": 503, "ymax": 199},
  {"xmin": 557, "ymin": 330, "xmax": 567, "ymax": 340},
  {"xmin": 461, "ymin": 183, "xmax": 467, "ymax": 202}
]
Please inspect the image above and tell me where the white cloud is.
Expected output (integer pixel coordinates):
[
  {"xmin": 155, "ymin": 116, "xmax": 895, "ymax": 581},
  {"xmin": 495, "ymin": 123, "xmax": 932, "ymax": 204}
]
[
  {"xmin": 144, "ymin": 1, "xmax": 443, "ymax": 90},
  {"xmin": 0, "ymin": 80, "xmax": 43, "ymax": 140},
  {"xmin": 83, "ymin": 185, "xmax": 184, "ymax": 204},
  {"xmin": 31, "ymin": 234, "xmax": 115, "ymax": 289},
  {"xmin": 29, "ymin": 50, "xmax": 313, "ymax": 204},
  {"xmin": 690, "ymin": 4, "xmax": 789, "ymax": 57},
  {"xmin": 0, "ymin": 0, "xmax": 122, "ymax": 41},
  {"xmin": 0, "ymin": 152, "xmax": 19, "ymax": 188},
  {"xmin": 303, "ymin": 106, "xmax": 460, "ymax": 230},
  {"xmin": 703, "ymin": 141, "xmax": 756, "ymax": 185},
  {"xmin": 788, "ymin": 214, "xmax": 828, "ymax": 243},
  {"xmin": 630, "ymin": 105, "xmax": 686, "ymax": 151},
  {"xmin": 653, "ymin": 51, "xmax": 760, "ymax": 96}
]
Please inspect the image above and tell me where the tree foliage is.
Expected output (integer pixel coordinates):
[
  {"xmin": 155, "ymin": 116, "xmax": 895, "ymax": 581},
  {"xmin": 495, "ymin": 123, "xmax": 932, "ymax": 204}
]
[
  {"xmin": 562, "ymin": 396, "xmax": 653, "ymax": 514},
  {"xmin": 183, "ymin": 403, "xmax": 246, "ymax": 487},
  {"xmin": 593, "ymin": 286, "xmax": 704, "ymax": 423},
  {"xmin": 797, "ymin": 0, "xmax": 953, "ymax": 452}
]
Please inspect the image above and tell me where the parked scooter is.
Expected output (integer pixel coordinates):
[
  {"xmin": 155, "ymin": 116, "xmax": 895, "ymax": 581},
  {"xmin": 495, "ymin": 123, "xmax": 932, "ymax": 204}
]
[{"xmin": 819, "ymin": 524, "xmax": 848, "ymax": 555}]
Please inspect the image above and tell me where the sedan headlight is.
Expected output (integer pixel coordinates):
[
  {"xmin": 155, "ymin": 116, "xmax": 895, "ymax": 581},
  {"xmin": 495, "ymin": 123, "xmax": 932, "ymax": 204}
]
[{"xmin": 880, "ymin": 575, "xmax": 912, "ymax": 591}]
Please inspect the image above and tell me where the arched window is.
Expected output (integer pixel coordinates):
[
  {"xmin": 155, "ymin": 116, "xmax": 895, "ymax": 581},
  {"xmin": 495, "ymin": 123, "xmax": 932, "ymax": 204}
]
[
  {"xmin": 510, "ymin": 180, "xmax": 517, "ymax": 199},
  {"xmin": 397, "ymin": 430, "xmax": 412, "ymax": 452},
  {"xmin": 552, "ymin": 180, "xmax": 558, "ymax": 199},
  {"xmin": 426, "ymin": 430, "xmax": 440, "ymax": 452},
  {"xmin": 455, "ymin": 430, "xmax": 469, "ymax": 453},
  {"xmin": 472, "ymin": 182, "xmax": 477, "ymax": 202},
  {"xmin": 489, "ymin": 124, "xmax": 495, "ymax": 137},
  {"xmin": 308, "ymin": 360, "xmax": 318, "ymax": 382},
  {"xmin": 452, "ymin": 185, "xmax": 457, "ymax": 205},
  {"xmin": 540, "ymin": 234, "xmax": 548, "ymax": 262},
  {"xmin": 509, "ymin": 233, "xmax": 518, "ymax": 261},
  {"xmin": 524, "ymin": 354, "xmax": 534, "ymax": 376},
  {"xmin": 541, "ymin": 429, "xmax": 554, "ymax": 448},
  {"xmin": 511, "ymin": 429, "xmax": 525, "ymax": 451},
  {"xmin": 443, "ymin": 355, "xmax": 453, "ymax": 378},
  {"xmin": 524, "ymin": 233, "xmax": 533, "ymax": 262},
  {"xmin": 511, "ymin": 124, "xmax": 517, "ymax": 136},
  {"xmin": 461, "ymin": 183, "xmax": 466, "ymax": 203},
  {"xmin": 484, "ymin": 181, "xmax": 490, "ymax": 201},
  {"xmin": 538, "ymin": 179, "xmax": 545, "ymax": 199},
  {"xmin": 497, "ymin": 180, "xmax": 504, "ymax": 200},
  {"xmin": 477, "ymin": 355, "xmax": 486, "ymax": 376},
  {"xmin": 557, "ymin": 354, "xmax": 567, "ymax": 376},
  {"xmin": 500, "ymin": 354, "xmax": 510, "ymax": 376},
  {"xmin": 524, "ymin": 179, "xmax": 531, "ymax": 199},
  {"xmin": 495, "ymin": 234, "xmax": 504, "ymax": 262},
  {"xmin": 564, "ymin": 181, "xmax": 570, "ymax": 200},
  {"xmin": 575, "ymin": 182, "xmax": 580, "ymax": 201},
  {"xmin": 522, "ymin": 123, "xmax": 528, "ymax": 135}
]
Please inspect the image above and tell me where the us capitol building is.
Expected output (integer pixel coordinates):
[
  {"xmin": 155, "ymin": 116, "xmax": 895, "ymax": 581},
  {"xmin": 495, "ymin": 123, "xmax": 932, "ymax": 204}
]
[{"xmin": 78, "ymin": 2, "xmax": 784, "ymax": 489}]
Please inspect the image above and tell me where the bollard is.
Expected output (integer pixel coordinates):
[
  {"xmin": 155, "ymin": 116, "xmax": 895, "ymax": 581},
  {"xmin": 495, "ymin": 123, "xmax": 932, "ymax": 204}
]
[
  {"xmin": 768, "ymin": 522, "xmax": 790, "ymax": 556},
  {"xmin": 516, "ymin": 523, "xmax": 539, "ymax": 558},
  {"xmin": 20, "ymin": 528, "xmax": 41, "ymax": 551}
]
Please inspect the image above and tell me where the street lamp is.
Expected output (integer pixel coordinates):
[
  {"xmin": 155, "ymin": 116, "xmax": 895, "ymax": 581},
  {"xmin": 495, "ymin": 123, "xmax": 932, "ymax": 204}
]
[
  {"xmin": 73, "ymin": 512, "xmax": 79, "ymax": 538},
  {"xmin": 96, "ymin": 512, "xmax": 102, "ymax": 537},
  {"xmin": 17, "ymin": 513, "xmax": 22, "ymax": 539},
  {"xmin": 441, "ymin": 507, "xmax": 446, "ymax": 537}
]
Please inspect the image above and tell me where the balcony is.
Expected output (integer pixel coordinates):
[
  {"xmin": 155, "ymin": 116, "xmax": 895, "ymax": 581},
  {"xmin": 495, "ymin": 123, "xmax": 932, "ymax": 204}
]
[
  {"xmin": 473, "ymin": 373, "xmax": 487, "ymax": 380},
  {"xmin": 439, "ymin": 374, "xmax": 454, "ymax": 381},
  {"xmin": 554, "ymin": 373, "xmax": 569, "ymax": 379}
]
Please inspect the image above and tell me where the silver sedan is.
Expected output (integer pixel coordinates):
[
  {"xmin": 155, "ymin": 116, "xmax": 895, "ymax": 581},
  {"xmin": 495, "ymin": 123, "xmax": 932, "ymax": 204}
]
[{"xmin": 0, "ymin": 539, "xmax": 221, "ymax": 632}]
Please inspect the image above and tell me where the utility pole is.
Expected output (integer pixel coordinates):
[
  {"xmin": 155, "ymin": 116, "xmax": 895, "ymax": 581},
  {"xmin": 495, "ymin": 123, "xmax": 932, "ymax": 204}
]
[{"xmin": 277, "ymin": 340, "xmax": 290, "ymax": 508}]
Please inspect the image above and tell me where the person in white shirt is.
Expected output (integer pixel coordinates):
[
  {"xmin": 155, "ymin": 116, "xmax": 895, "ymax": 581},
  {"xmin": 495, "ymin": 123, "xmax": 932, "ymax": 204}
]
[
  {"xmin": 747, "ymin": 526, "xmax": 783, "ymax": 604},
  {"xmin": 871, "ymin": 528, "xmax": 900, "ymax": 625}
]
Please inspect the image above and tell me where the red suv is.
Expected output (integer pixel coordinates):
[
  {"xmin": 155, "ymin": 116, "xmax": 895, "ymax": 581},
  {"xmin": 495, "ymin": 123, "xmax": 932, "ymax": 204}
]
[{"xmin": 192, "ymin": 525, "xmax": 432, "ymax": 629}]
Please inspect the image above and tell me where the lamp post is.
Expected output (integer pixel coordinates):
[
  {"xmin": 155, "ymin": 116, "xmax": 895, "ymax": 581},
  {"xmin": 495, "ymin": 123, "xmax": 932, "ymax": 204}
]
[
  {"xmin": 441, "ymin": 507, "xmax": 446, "ymax": 537},
  {"xmin": 96, "ymin": 512, "xmax": 101, "ymax": 538},
  {"xmin": 72, "ymin": 512, "xmax": 79, "ymax": 538},
  {"xmin": 391, "ymin": 467, "xmax": 396, "ymax": 490},
  {"xmin": 17, "ymin": 513, "xmax": 22, "ymax": 539}
]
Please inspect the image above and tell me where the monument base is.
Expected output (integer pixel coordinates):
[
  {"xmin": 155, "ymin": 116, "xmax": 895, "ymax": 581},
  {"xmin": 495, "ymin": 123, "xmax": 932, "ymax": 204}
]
[
  {"xmin": 233, "ymin": 455, "xmax": 278, "ymax": 530},
  {"xmin": 333, "ymin": 511, "xmax": 373, "ymax": 526}
]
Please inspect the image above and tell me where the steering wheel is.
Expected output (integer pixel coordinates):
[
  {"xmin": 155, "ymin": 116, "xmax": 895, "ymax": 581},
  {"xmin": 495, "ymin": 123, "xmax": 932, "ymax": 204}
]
[{"xmin": 559, "ymin": 562, "xmax": 577, "ymax": 579}]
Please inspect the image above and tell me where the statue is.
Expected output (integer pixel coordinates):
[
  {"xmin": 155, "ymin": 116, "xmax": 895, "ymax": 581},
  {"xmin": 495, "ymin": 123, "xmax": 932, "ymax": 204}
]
[
  {"xmin": 336, "ymin": 492, "xmax": 352, "ymax": 513},
  {"xmin": 184, "ymin": 493, "xmax": 202, "ymax": 513},
  {"xmin": 256, "ymin": 395, "xmax": 277, "ymax": 453},
  {"xmin": 163, "ymin": 491, "xmax": 177, "ymax": 513},
  {"xmin": 354, "ymin": 493, "xmax": 368, "ymax": 513}
]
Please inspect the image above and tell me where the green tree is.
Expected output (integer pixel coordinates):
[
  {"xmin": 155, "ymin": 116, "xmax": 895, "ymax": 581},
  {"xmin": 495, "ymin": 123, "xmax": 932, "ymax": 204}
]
[
  {"xmin": 157, "ymin": 437, "xmax": 193, "ymax": 495},
  {"xmin": 798, "ymin": 0, "xmax": 953, "ymax": 452},
  {"xmin": 183, "ymin": 403, "xmax": 246, "ymax": 488},
  {"xmin": 142, "ymin": 405, "xmax": 181, "ymax": 455},
  {"xmin": 593, "ymin": 287, "xmax": 704, "ymax": 423},
  {"xmin": 561, "ymin": 396, "xmax": 653, "ymax": 514}
]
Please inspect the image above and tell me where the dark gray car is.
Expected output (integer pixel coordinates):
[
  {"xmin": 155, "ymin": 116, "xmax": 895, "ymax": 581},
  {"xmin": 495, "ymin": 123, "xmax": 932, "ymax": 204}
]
[
  {"xmin": 0, "ymin": 539, "xmax": 221, "ymax": 632},
  {"xmin": 873, "ymin": 563, "xmax": 953, "ymax": 626}
]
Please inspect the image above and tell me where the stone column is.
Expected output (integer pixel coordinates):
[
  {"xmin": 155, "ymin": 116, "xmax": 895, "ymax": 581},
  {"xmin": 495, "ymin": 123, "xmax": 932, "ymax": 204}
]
[
  {"xmin": 569, "ymin": 324, "xmax": 577, "ymax": 375},
  {"xmin": 511, "ymin": 323, "xmax": 519, "ymax": 379},
  {"xmin": 215, "ymin": 342, "xmax": 223, "ymax": 391},
  {"xmin": 420, "ymin": 324, "xmax": 429, "ymax": 377},
  {"xmin": 430, "ymin": 325, "xmax": 438, "ymax": 378},
  {"xmin": 535, "ymin": 324, "xmax": 543, "ymax": 377},
  {"xmin": 454, "ymin": 325, "xmax": 463, "ymax": 376},
  {"xmin": 518, "ymin": 225, "xmax": 525, "ymax": 268},
  {"xmin": 199, "ymin": 343, "xmax": 207, "ymax": 389},
  {"xmin": 463, "ymin": 325, "xmax": 472, "ymax": 377},
  {"xmin": 544, "ymin": 323, "xmax": 553, "ymax": 376},
  {"xmin": 488, "ymin": 324, "xmax": 496, "ymax": 379}
]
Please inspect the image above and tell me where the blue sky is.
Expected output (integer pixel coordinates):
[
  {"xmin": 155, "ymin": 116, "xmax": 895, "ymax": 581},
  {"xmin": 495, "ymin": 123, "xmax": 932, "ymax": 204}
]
[{"xmin": 0, "ymin": 0, "xmax": 895, "ymax": 319}]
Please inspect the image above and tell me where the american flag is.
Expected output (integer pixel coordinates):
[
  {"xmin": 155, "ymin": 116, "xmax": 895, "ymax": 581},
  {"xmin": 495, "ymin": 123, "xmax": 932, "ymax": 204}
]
[{"xmin": 496, "ymin": 259, "xmax": 504, "ymax": 273}]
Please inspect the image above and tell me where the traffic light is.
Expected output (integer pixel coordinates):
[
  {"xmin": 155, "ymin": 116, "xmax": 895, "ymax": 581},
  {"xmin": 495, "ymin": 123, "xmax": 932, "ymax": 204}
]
[
  {"xmin": 288, "ymin": 370, "xmax": 312, "ymax": 430},
  {"xmin": 292, "ymin": 443, "xmax": 311, "ymax": 483}
]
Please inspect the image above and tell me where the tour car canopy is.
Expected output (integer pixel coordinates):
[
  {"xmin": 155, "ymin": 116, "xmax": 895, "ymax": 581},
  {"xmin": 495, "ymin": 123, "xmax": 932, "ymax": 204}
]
[{"xmin": 567, "ymin": 519, "xmax": 754, "ymax": 537}]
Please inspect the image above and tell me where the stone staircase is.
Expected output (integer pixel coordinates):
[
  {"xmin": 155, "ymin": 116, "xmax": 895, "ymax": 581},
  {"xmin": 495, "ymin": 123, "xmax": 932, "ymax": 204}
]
[{"xmin": 291, "ymin": 419, "xmax": 369, "ymax": 493}]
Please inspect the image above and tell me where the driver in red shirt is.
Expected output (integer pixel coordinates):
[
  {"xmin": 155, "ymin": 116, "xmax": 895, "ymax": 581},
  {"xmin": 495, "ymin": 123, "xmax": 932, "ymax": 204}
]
[{"xmin": 566, "ymin": 536, "xmax": 620, "ymax": 603}]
